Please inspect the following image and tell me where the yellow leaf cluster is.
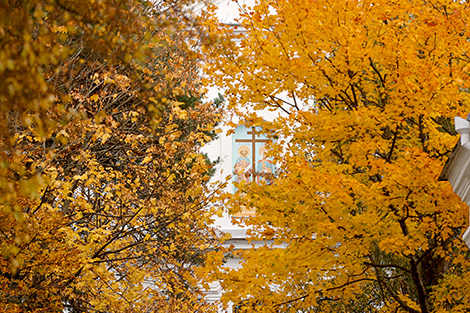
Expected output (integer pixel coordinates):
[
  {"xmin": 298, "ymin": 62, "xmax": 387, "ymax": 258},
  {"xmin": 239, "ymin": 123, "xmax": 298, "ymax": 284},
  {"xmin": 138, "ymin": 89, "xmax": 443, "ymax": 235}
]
[
  {"xmin": 202, "ymin": 0, "xmax": 470, "ymax": 311},
  {"xmin": 0, "ymin": 0, "xmax": 222, "ymax": 312}
]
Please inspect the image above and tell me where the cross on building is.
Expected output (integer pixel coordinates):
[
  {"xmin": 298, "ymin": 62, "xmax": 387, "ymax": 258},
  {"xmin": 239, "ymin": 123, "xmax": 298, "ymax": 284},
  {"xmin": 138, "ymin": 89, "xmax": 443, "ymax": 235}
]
[{"xmin": 235, "ymin": 126, "xmax": 270, "ymax": 181}]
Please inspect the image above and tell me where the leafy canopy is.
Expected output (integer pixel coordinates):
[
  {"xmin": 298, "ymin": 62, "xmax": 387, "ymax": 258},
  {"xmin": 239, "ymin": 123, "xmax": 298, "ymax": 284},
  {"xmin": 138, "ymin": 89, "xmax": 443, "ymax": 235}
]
[
  {"xmin": 202, "ymin": 0, "xmax": 470, "ymax": 312},
  {"xmin": 0, "ymin": 0, "xmax": 222, "ymax": 312}
]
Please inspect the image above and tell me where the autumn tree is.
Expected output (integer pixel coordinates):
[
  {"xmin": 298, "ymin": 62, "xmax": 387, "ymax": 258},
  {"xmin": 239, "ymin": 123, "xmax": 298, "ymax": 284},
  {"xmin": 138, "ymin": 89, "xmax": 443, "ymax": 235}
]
[
  {"xmin": 202, "ymin": 0, "xmax": 470, "ymax": 312},
  {"xmin": 0, "ymin": 1, "xmax": 222, "ymax": 312}
]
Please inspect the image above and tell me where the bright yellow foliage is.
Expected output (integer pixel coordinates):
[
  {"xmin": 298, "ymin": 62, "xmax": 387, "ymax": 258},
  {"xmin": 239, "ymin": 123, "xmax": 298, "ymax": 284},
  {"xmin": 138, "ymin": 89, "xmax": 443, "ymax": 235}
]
[
  {"xmin": 202, "ymin": 0, "xmax": 470, "ymax": 312},
  {"xmin": 0, "ymin": 1, "xmax": 221, "ymax": 312}
]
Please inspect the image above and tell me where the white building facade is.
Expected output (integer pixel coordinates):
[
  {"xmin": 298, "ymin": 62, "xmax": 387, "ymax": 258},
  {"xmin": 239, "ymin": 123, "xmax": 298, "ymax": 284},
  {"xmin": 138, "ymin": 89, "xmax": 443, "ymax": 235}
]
[
  {"xmin": 440, "ymin": 115, "xmax": 470, "ymax": 247},
  {"xmin": 193, "ymin": 1, "xmax": 271, "ymax": 312}
]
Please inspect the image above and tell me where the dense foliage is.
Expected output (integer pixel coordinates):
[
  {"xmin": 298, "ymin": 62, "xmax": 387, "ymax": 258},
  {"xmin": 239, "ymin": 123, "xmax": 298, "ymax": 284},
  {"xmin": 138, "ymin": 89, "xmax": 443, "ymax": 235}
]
[
  {"xmin": 202, "ymin": 0, "xmax": 470, "ymax": 312},
  {"xmin": 0, "ymin": 1, "xmax": 221, "ymax": 312}
]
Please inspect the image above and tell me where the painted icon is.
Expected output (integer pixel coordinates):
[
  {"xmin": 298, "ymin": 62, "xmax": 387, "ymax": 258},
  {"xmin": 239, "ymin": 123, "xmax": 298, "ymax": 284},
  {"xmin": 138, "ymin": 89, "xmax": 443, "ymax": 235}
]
[{"xmin": 233, "ymin": 145, "xmax": 251, "ymax": 184}]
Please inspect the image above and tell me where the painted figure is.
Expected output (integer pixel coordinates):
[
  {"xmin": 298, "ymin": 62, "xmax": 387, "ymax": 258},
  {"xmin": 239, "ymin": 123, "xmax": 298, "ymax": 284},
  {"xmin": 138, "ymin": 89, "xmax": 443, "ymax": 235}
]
[
  {"xmin": 234, "ymin": 145, "xmax": 251, "ymax": 183},
  {"xmin": 256, "ymin": 146, "xmax": 274, "ymax": 184}
]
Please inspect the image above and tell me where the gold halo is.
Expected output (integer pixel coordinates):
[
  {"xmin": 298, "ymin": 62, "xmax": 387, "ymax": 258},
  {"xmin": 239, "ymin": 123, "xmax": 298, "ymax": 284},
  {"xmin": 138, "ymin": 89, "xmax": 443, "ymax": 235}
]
[
  {"xmin": 238, "ymin": 145, "xmax": 250, "ymax": 155},
  {"xmin": 259, "ymin": 146, "xmax": 267, "ymax": 156}
]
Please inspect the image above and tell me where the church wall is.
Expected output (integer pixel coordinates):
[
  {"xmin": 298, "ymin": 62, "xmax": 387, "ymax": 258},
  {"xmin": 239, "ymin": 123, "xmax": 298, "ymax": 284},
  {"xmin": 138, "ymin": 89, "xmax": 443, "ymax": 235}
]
[{"xmin": 440, "ymin": 142, "xmax": 470, "ymax": 246}]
